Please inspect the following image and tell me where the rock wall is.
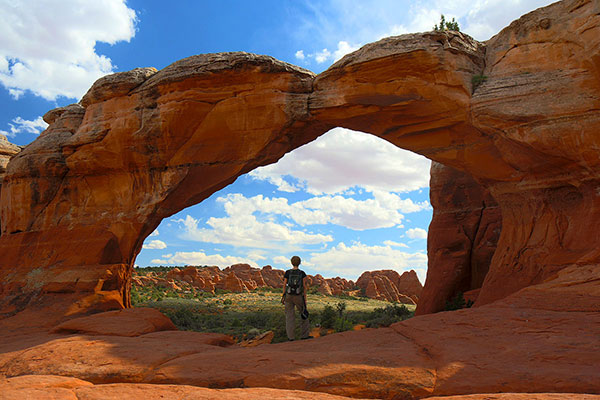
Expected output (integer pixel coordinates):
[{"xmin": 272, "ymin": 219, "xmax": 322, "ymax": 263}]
[
  {"xmin": 0, "ymin": 135, "xmax": 20, "ymax": 238},
  {"xmin": 356, "ymin": 270, "xmax": 423, "ymax": 304},
  {"xmin": 416, "ymin": 163, "xmax": 501, "ymax": 315},
  {"xmin": 1, "ymin": 0, "xmax": 599, "ymax": 319}
]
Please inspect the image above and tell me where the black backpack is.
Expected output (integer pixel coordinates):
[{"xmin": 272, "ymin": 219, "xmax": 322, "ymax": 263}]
[{"xmin": 286, "ymin": 269, "xmax": 304, "ymax": 295}]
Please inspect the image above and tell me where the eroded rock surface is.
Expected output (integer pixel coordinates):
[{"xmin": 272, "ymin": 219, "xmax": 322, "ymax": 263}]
[
  {"xmin": 356, "ymin": 270, "xmax": 423, "ymax": 303},
  {"xmin": 138, "ymin": 264, "xmax": 365, "ymax": 298},
  {"xmin": 1, "ymin": 0, "xmax": 600, "ymax": 398},
  {"xmin": 417, "ymin": 163, "xmax": 501, "ymax": 315}
]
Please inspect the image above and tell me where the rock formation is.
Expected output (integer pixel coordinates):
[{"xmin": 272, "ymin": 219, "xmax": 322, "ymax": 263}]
[
  {"xmin": 356, "ymin": 270, "xmax": 423, "ymax": 303},
  {"xmin": 416, "ymin": 163, "xmax": 501, "ymax": 315},
  {"xmin": 1, "ymin": 0, "xmax": 600, "ymax": 398},
  {"xmin": 134, "ymin": 264, "xmax": 396, "ymax": 301},
  {"xmin": 0, "ymin": 135, "xmax": 20, "ymax": 238}
]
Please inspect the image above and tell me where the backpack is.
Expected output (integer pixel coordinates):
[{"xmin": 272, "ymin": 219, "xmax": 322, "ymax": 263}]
[{"xmin": 286, "ymin": 269, "xmax": 304, "ymax": 295}]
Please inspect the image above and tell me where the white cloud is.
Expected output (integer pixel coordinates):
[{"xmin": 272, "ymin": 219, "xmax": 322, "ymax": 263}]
[
  {"xmin": 149, "ymin": 229, "xmax": 160, "ymax": 237},
  {"xmin": 383, "ymin": 240, "xmax": 409, "ymax": 248},
  {"xmin": 142, "ymin": 239, "xmax": 167, "ymax": 250},
  {"xmin": 151, "ymin": 251, "xmax": 259, "ymax": 268},
  {"xmin": 406, "ymin": 227, "xmax": 428, "ymax": 239},
  {"xmin": 297, "ymin": 40, "xmax": 360, "ymax": 65},
  {"xmin": 315, "ymin": 48, "xmax": 331, "ymax": 63},
  {"xmin": 0, "ymin": 0, "xmax": 137, "ymax": 100},
  {"xmin": 176, "ymin": 213, "xmax": 333, "ymax": 250},
  {"xmin": 273, "ymin": 255, "xmax": 292, "ymax": 267},
  {"xmin": 332, "ymin": 41, "xmax": 359, "ymax": 62},
  {"xmin": 307, "ymin": 241, "xmax": 427, "ymax": 283},
  {"xmin": 250, "ymin": 128, "xmax": 431, "ymax": 195},
  {"xmin": 0, "ymin": 116, "xmax": 48, "ymax": 138},
  {"xmin": 212, "ymin": 192, "xmax": 429, "ymax": 232}
]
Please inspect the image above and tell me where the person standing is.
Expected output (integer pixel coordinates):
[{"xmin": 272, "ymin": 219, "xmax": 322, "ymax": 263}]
[{"xmin": 281, "ymin": 255, "xmax": 311, "ymax": 341}]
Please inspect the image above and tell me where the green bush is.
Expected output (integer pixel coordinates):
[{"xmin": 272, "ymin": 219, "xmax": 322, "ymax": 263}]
[
  {"xmin": 445, "ymin": 292, "xmax": 474, "ymax": 311},
  {"xmin": 320, "ymin": 305, "xmax": 337, "ymax": 329},
  {"xmin": 471, "ymin": 74, "xmax": 488, "ymax": 92},
  {"xmin": 433, "ymin": 14, "xmax": 460, "ymax": 31},
  {"xmin": 333, "ymin": 317, "xmax": 354, "ymax": 333}
]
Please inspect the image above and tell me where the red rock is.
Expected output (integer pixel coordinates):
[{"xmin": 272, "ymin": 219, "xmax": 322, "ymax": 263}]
[
  {"xmin": 51, "ymin": 307, "xmax": 177, "ymax": 337},
  {"xmin": 0, "ymin": 376, "xmax": 372, "ymax": 400},
  {"xmin": 356, "ymin": 270, "xmax": 422, "ymax": 303},
  {"xmin": 416, "ymin": 162, "xmax": 501, "ymax": 315},
  {"xmin": 260, "ymin": 265, "xmax": 285, "ymax": 288},
  {"xmin": 217, "ymin": 271, "xmax": 248, "ymax": 293},
  {"xmin": 1, "ymin": 2, "xmax": 600, "ymax": 398}
]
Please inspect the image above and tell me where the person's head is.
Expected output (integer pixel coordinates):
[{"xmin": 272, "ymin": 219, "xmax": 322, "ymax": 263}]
[{"xmin": 290, "ymin": 255, "xmax": 301, "ymax": 268}]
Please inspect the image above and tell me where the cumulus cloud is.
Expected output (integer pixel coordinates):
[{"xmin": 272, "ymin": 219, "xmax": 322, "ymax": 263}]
[
  {"xmin": 0, "ymin": 116, "xmax": 48, "ymax": 138},
  {"xmin": 383, "ymin": 240, "xmax": 409, "ymax": 248},
  {"xmin": 307, "ymin": 241, "xmax": 427, "ymax": 283},
  {"xmin": 151, "ymin": 251, "xmax": 259, "ymax": 268},
  {"xmin": 315, "ymin": 48, "xmax": 332, "ymax": 63},
  {"xmin": 296, "ymin": 40, "xmax": 360, "ymax": 65},
  {"xmin": 250, "ymin": 128, "xmax": 431, "ymax": 195},
  {"xmin": 0, "ymin": 0, "xmax": 137, "ymax": 100},
  {"xmin": 213, "ymin": 192, "xmax": 429, "ymax": 232},
  {"xmin": 406, "ymin": 227, "xmax": 428, "ymax": 239},
  {"xmin": 142, "ymin": 240, "xmax": 167, "ymax": 250},
  {"xmin": 175, "ymin": 214, "xmax": 332, "ymax": 250},
  {"xmin": 149, "ymin": 229, "xmax": 160, "ymax": 237}
]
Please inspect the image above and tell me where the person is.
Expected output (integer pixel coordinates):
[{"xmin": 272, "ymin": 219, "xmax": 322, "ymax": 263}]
[{"xmin": 281, "ymin": 255, "xmax": 312, "ymax": 341}]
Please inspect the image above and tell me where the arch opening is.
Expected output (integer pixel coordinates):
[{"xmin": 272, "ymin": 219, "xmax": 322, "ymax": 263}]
[{"xmin": 133, "ymin": 128, "xmax": 433, "ymax": 299}]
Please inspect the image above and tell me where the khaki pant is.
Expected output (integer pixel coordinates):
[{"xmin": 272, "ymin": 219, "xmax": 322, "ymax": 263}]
[{"xmin": 284, "ymin": 294, "xmax": 310, "ymax": 340}]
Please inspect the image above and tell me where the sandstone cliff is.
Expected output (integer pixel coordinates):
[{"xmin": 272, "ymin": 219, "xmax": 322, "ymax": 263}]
[
  {"xmin": 356, "ymin": 270, "xmax": 423, "ymax": 304},
  {"xmin": 0, "ymin": 135, "xmax": 20, "ymax": 238},
  {"xmin": 1, "ymin": 1, "xmax": 600, "ymax": 398},
  {"xmin": 2, "ymin": 0, "xmax": 599, "ymax": 316},
  {"xmin": 416, "ymin": 162, "xmax": 501, "ymax": 315}
]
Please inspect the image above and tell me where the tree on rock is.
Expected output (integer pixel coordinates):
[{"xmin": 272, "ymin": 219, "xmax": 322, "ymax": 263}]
[{"xmin": 434, "ymin": 15, "xmax": 460, "ymax": 31}]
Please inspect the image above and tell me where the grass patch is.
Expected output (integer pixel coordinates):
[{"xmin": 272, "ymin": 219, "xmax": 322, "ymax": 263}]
[{"xmin": 132, "ymin": 284, "xmax": 415, "ymax": 342}]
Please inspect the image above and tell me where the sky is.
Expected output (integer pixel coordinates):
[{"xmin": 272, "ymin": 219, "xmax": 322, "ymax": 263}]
[{"xmin": 0, "ymin": 0, "xmax": 555, "ymax": 283}]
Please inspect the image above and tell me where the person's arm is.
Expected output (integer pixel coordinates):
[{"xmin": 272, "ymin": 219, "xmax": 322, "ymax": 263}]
[
  {"xmin": 302, "ymin": 273, "xmax": 308, "ymax": 300},
  {"xmin": 281, "ymin": 272, "xmax": 287, "ymax": 304}
]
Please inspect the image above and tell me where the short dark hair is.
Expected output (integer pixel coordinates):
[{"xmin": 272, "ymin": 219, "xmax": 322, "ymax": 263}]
[{"xmin": 290, "ymin": 256, "xmax": 301, "ymax": 266}]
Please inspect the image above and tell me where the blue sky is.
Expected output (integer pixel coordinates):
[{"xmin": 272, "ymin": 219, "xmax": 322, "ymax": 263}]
[{"xmin": 0, "ymin": 0, "xmax": 554, "ymax": 282}]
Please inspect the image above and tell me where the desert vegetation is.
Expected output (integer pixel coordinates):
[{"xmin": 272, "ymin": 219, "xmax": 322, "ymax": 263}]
[{"xmin": 132, "ymin": 279, "xmax": 414, "ymax": 343}]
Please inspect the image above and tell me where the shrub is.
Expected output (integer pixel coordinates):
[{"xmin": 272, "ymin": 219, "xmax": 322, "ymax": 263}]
[
  {"xmin": 320, "ymin": 305, "xmax": 337, "ymax": 329},
  {"xmin": 333, "ymin": 317, "xmax": 354, "ymax": 333},
  {"xmin": 433, "ymin": 14, "xmax": 460, "ymax": 32},
  {"xmin": 471, "ymin": 74, "xmax": 488, "ymax": 92},
  {"xmin": 335, "ymin": 301, "xmax": 347, "ymax": 317},
  {"xmin": 445, "ymin": 292, "xmax": 474, "ymax": 311}
]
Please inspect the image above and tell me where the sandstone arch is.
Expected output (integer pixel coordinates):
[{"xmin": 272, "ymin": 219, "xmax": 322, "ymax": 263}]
[{"xmin": 1, "ymin": 0, "xmax": 599, "ymax": 321}]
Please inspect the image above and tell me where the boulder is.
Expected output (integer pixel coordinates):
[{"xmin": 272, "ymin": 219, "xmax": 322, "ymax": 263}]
[{"xmin": 51, "ymin": 307, "xmax": 177, "ymax": 337}]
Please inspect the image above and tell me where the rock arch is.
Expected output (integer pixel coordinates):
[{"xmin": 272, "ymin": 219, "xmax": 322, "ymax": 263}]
[{"xmin": 1, "ymin": 0, "xmax": 599, "ymax": 320}]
